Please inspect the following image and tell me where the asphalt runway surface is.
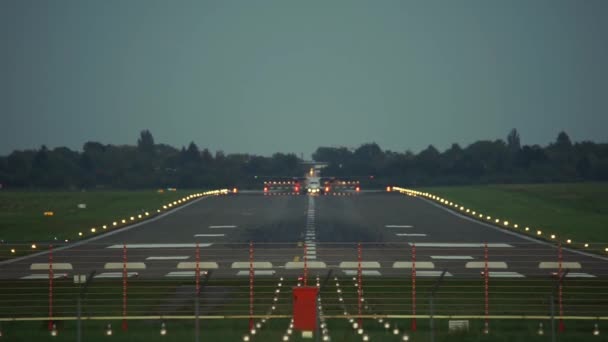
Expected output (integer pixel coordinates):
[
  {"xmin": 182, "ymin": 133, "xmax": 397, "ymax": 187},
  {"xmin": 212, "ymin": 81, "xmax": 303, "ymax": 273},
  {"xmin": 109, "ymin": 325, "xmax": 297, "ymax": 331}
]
[{"xmin": 2, "ymin": 192, "xmax": 607, "ymax": 280}]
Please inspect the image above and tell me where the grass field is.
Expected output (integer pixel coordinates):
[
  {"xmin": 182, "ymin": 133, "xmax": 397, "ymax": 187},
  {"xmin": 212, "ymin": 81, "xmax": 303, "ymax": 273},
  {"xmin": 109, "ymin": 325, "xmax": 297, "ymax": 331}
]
[
  {"xmin": 416, "ymin": 183, "xmax": 608, "ymax": 247},
  {"xmin": 0, "ymin": 190, "xmax": 199, "ymax": 243}
]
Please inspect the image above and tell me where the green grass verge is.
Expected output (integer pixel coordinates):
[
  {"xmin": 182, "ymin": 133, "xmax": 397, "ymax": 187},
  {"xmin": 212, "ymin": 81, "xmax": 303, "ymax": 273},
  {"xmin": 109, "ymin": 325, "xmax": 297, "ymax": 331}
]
[
  {"xmin": 416, "ymin": 183, "xmax": 608, "ymax": 247},
  {"xmin": 0, "ymin": 190, "xmax": 200, "ymax": 244}
]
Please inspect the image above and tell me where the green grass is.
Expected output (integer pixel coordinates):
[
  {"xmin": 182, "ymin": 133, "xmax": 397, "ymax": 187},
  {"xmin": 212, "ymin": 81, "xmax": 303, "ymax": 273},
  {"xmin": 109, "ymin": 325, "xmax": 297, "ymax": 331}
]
[
  {"xmin": 0, "ymin": 190, "xmax": 198, "ymax": 243},
  {"xmin": 417, "ymin": 183, "xmax": 608, "ymax": 246}
]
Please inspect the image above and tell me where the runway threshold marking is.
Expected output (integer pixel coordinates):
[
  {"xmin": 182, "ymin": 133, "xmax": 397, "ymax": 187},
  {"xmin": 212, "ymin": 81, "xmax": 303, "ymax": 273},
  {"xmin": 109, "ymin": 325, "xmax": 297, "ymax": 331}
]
[
  {"xmin": 393, "ymin": 261, "xmax": 435, "ymax": 269},
  {"xmin": 193, "ymin": 234, "xmax": 225, "ymax": 237},
  {"xmin": 396, "ymin": 233, "xmax": 427, "ymax": 237},
  {"xmin": 31, "ymin": 263, "xmax": 73, "ymax": 270},
  {"xmin": 177, "ymin": 262, "xmax": 219, "ymax": 269},
  {"xmin": 209, "ymin": 225, "xmax": 237, "ymax": 229},
  {"xmin": 339, "ymin": 261, "xmax": 381, "ymax": 269},
  {"xmin": 104, "ymin": 262, "xmax": 146, "ymax": 270},
  {"xmin": 416, "ymin": 271, "xmax": 453, "ymax": 277},
  {"xmin": 236, "ymin": 270, "xmax": 275, "ymax": 276},
  {"xmin": 107, "ymin": 244, "xmax": 212, "ymax": 249},
  {"xmin": 430, "ymin": 256, "xmax": 474, "ymax": 260},
  {"xmin": 466, "ymin": 261, "xmax": 508, "ymax": 269},
  {"xmin": 385, "ymin": 225, "xmax": 413, "ymax": 228},
  {"xmin": 146, "ymin": 256, "xmax": 189, "ymax": 260},
  {"xmin": 539, "ymin": 262, "xmax": 582, "ymax": 269},
  {"xmin": 565, "ymin": 273, "xmax": 596, "ymax": 278},
  {"xmin": 487, "ymin": 272, "xmax": 525, "ymax": 278},
  {"xmin": 409, "ymin": 243, "xmax": 513, "ymax": 248},
  {"xmin": 21, "ymin": 273, "xmax": 68, "ymax": 280},
  {"xmin": 95, "ymin": 272, "xmax": 138, "ymax": 279},
  {"xmin": 343, "ymin": 270, "xmax": 382, "ymax": 276}
]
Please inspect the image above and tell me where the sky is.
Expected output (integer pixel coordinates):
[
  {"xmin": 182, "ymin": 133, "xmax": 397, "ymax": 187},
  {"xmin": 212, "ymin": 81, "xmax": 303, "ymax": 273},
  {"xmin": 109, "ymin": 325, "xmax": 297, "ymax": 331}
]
[{"xmin": 1, "ymin": 0, "xmax": 607, "ymax": 157}]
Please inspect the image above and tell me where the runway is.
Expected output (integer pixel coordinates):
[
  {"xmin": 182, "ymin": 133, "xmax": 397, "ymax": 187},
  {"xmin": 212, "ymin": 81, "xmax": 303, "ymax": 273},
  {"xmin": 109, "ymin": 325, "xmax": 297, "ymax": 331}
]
[{"xmin": 2, "ymin": 192, "xmax": 607, "ymax": 280}]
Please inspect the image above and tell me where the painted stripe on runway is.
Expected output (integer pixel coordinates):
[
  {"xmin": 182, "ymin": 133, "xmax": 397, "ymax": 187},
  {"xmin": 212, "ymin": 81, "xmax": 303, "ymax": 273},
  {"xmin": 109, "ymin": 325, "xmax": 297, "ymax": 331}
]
[
  {"xmin": 396, "ymin": 233, "xmax": 427, "ymax": 237},
  {"xmin": 209, "ymin": 225, "xmax": 237, "ymax": 228},
  {"xmin": 343, "ymin": 270, "xmax": 382, "ymax": 276},
  {"xmin": 306, "ymin": 255, "xmax": 317, "ymax": 260},
  {"xmin": 339, "ymin": 261, "xmax": 380, "ymax": 269},
  {"xmin": 95, "ymin": 272, "xmax": 138, "ymax": 279},
  {"xmin": 487, "ymin": 272, "xmax": 525, "ymax": 278},
  {"xmin": 539, "ymin": 262, "xmax": 582, "ymax": 269},
  {"xmin": 566, "ymin": 273, "xmax": 596, "ymax": 278},
  {"xmin": 31, "ymin": 263, "xmax": 73, "ymax": 270},
  {"xmin": 409, "ymin": 243, "xmax": 513, "ymax": 248},
  {"xmin": 393, "ymin": 261, "xmax": 435, "ymax": 269},
  {"xmin": 285, "ymin": 261, "xmax": 327, "ymax": 269},
  {"xmin": 107, "ymin": 244, "xmax": 212, "ymax": 249},
  {"xmin": 194, "ymin": 234, "xmax": 225, "ymax": 237},
  {"xmin": 146, "ymin": 256, "xmax": 189, "ymax": 260},
  {"xmin": 236, "ymin": 270, "xmax": 275, "ymax": 276},
  {"xmin": 231, "ymin": 262, "xmax": 273, "ymax": 269},
  {"xmin": 466, "ymin": 262, "xmax": 508, "ymax": 269},
  {"xmin": 177, "ymin": 262, "xmax": 219, "ymax": 269},
  {"xmin": 416, "ymin": 271, "xmax": 453, "ymax": 277},
  {"xmin": 385, "ymin": 225, "xmax": 413, "ymax": 228},
  {"xmin": 165, "ymin": 271, "xmax": 199, "ymax": 277},
  {"xmin": 105, "ymin": 262, "xmax": 146, "ymax": 270},
  {"xmin": 21, "ymin": 273, "xmax": 68, "ymax": 280},
  {"xmin": 430, "ymin": 256, "xmax": 474, "ymax": 260}
]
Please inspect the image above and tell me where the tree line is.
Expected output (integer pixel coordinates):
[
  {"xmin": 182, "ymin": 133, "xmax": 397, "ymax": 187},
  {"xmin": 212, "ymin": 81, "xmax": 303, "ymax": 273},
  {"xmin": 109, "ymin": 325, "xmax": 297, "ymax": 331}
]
[{"xmin": 0, "ymin": 129, "xmax": 607, "ymax": 189}]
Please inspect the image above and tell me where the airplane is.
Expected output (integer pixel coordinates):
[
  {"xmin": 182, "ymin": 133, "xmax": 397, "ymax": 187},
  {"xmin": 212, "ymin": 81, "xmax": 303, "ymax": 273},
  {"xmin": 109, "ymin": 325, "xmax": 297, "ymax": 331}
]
[{"xmin": 263, "ymin": 167, "xmax": 360, "ymax": 195}]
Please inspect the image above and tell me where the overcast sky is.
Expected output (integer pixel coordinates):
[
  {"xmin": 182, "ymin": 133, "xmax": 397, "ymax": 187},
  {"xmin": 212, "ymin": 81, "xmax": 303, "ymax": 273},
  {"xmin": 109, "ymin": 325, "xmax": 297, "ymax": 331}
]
[{"xmin": 1, "ymin": 0, "xmax": 607, "ymax": 157}]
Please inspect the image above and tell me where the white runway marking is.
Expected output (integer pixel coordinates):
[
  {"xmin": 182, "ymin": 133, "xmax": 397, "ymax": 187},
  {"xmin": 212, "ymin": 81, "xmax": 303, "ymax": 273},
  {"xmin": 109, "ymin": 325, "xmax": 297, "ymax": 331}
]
[
  {"xmin": 385, "ymin": 225, "xmax": 413, "ymax": 228},
  {"xmin": 396, "ymin": 233, "xmax": 427, "ymax": 237},
  {"xmin": 30, "ymin": 263, "xmax": 73, "ymax": 270},
  {"xmin": 487, "ymin": 271, "xmax": 525, "ymax": 278},
  {"xmin": 393, "ymin": 261, "xmax": 435, "ymax": 269},
  {"xmin": 146, "ymin": 256, "xmax": 189, "ymax": 260},
  {"xmin": 231, "ymin": 261, "xmax": 273, "ymax": 269},
  {"xmin": 21, "ymin": 273, "xmax": 68, "ymax": 280},
  {"xmin": 339, "ymin": 261, "xmax": 381, "ymax": 269},
  {"xmin": 95, "ymin": 272, "xmax": 138, "ymax": 279},
  {"xmin": 343, "ymin": 270, "xmax": 382, "ymax": 276},
  {"xmin": 194, "ymin": 234, "xmax": 225, "ymax": 237},
  {"xmin": 104, "ymin": 262, "xmax": 146, "ymax": 270},
  {"xmin": 285, "ymin": 261, "xmax": 327, "ymax": 269},
  {"xmin": 565, "ymin": 273, "xmax": 596, "ymax": 278},
  {"xmin": 177, "ymin": 262, "xmax": 219, "ymax": 269},
  {"xmin": 416, "ymin": 271, "xmax": 453, "ymax": 277},
  {"xmin": 236, "ymin": 270, "xmax": 275, "ymax": 276},
  {"xmin": 466, "ymin": 261, "xmax": 508, "ymax": 269},
  {"xmin": 165, "ymin": 271, "xmax": 198, "ymax": 277},
  {"xmin": 409, "ymin": 243, "xmax": 513, "ymax": 248},
  {"xmin": 430, "ymin": 256, "xmax": 474, "ymax": 260},
  {"xmin": 107, "ymin": 244, "xmax": 212, "ymax": 249},
  {"xmin": 209, "ymin": 225, "xmax": 237, "ymax": 228},
  {"xmin": 539, "ymin": 262, "xmax": 582, "ymax": 269}
]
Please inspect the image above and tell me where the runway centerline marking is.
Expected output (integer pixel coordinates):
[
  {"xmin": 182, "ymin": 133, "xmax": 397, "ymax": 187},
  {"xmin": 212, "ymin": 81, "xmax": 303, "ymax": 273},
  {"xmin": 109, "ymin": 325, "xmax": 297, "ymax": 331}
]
[
  {"xmin": 209, "ymin": 225, "xmax": 237, "ymax": 229},
  {"xmin": 385, "ymin": 225, "xmax": 413, "ymax": 228},
  {"xmin": 396, "ymin": 233, "xmax": 427, "ymax": 237},
  {"xmin": 194, "ymin": 234, "xmax": 225, "ymax": 237}
]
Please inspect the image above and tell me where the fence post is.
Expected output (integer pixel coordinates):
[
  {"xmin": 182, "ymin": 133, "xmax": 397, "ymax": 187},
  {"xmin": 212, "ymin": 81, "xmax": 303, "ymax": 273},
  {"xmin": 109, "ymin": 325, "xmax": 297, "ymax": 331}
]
[
  {"xmin": 249, "ymin": 241, "xmax": 254, "ymax": 331},
  {"xmin": 357, "ymin": 242, "xmax": 363, "ymax": 329},
  {"xmin": 195, "ymin": 242, "xmax": 200, "ymax": 342},
  {"xmin": 484, "ymin": 242, "xmax": 489, "ymax": 332},
  {"xmin": 122, "ymin": 243, "xmax": 128, "ymax": 331},
  {"xmin": 304, "ymin": 243, "xmax": 308, "ymax": 287},
  {"xmin": 48, "ymin": 244, "xmax": 53, "ymax": 331},
  {"xmin": 411, "ymin": 243, "xmax": 417, "ymax": 332},
  {"xmin": 558, "ymin": 243, "xmax": 565, "ymax": 332}
]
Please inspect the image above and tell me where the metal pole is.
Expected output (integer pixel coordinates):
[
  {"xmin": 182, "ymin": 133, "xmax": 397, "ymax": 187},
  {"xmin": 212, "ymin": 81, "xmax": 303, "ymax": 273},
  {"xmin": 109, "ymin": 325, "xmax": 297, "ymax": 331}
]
[
  {"xmin": 429, "ymin": 269, "xmax": 447, "ymax": 342},
  {"xmin": 484, "ymin": 242, "xmax": 489, "ymax": 328},
  {"xmin": 249, "ymin": 241, "xmax": 254, "ymax": 331},
  {"xmin": 411, "ymin": 243, "xmax": 417, "ymax": 331},
  {"xmin": 550, "ymin": 294, "xmax": 556, "ymax": 342},
  {"xmin": 77, "ymin": 271, "xmax": 96, "ymax": 342},
  {"xmin": 195, "ymin": 242, "xmax": 200, "ymax": 342},
  {"xmin": 48, "ymin": 244, "xmax": 54, "ymax": 331},
  {"xmin": 122, "ymin": 243, "xmax": 128, "ymax": 331},
  {"xmin": 429, "ymin": 295, "xmax": 435, "ymax": 342},
  {"xmin": 357, "ymin": 242, "xmax": 362, "ymax": 329}
]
